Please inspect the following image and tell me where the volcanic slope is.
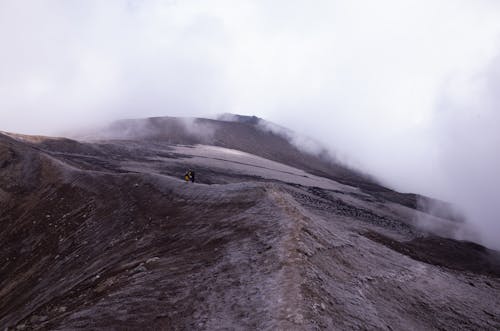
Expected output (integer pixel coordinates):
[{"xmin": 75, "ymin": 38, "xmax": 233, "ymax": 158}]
[{"xmin": 0, "ymin": 117, "xmax": 499, "ymax": 330}]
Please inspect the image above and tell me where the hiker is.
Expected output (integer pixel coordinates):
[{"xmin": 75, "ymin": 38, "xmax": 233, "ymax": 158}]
[{"xmin": 184, "ymin": 169, "xmax": 196, "ymax": 183}]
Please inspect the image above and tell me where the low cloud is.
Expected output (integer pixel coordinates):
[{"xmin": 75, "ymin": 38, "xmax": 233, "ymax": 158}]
[{"xmin": 427, "ymin": 55, "xmax": 500, "ymax": 249}]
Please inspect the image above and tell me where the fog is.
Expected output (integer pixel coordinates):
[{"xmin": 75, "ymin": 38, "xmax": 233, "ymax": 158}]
[{"xmin": 1, "ymin": 1, "xmax": 499, "ymax": 248}]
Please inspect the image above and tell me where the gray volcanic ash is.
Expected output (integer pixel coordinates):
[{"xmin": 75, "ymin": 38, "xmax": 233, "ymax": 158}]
[{"xmin": 0, "ymin": 116, "xmax": 499, "ymax": 330}]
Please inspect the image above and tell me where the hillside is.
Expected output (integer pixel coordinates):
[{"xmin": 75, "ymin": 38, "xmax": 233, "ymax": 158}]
[
  {"xmin": 0, "ymin": 116, "xmax": 499, "ymax": 330},
  {"xmin": 79, "ymin": 115, "xmax": 446, "ymax": 211}
]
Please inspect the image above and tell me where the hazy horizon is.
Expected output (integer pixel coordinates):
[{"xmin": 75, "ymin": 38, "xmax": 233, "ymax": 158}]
[{"xmin": 1, "ymin": 0, "xmax": 499, "ymax": 248}]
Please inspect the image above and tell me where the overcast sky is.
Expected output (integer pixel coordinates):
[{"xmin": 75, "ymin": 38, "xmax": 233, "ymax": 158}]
[{"xmin": 1, "ymin": 0, "xmax": 500, "ymax": 247}]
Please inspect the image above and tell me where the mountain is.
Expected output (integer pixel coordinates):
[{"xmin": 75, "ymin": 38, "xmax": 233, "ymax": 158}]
[{"xmin": 0, "ymin": 116, "xmax": 499, "ymax": 330}]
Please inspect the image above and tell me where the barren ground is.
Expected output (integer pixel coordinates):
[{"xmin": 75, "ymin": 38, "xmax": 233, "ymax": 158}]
[{"xmin": 1, "ymin": 120, "xmax": 499, "ymax": 330}]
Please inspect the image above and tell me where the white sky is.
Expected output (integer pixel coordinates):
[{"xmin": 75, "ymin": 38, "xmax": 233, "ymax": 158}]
[{"xmin": 1, "ymin": 0, "xmax": 500, "ymax": 247}]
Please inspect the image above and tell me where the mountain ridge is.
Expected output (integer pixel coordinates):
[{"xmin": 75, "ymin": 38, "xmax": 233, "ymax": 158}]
[
  {"xmin": 1, "ymin": 116, "xmax": 499, "ymax": 330},
  {"xmin": 70, "ymin": 115, "xmax": 452, "ymax": 212}
]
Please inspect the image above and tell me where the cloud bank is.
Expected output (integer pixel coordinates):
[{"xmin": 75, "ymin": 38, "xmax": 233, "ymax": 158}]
[{"xmin": 1, "ymin": 0, "xmax": 500, "ymax": 247}]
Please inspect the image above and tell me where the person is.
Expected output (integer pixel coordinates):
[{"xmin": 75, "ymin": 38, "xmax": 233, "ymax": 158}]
[
  {"xmin": 190, "ymin": 170, "xmax": 195, "ymax": 183},
  {"xmin": 184, "ymin": 170, "xmax": 191, "ymax": 182}
]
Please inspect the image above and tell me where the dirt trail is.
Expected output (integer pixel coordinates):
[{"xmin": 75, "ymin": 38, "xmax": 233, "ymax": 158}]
[{"xmin": 267, "ymin": 187, "xmax": 310, "ymax": 329}]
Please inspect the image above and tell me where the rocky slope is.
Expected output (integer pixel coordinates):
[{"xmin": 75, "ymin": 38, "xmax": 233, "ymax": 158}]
[{"xmin": 0, "ymin": 116, "xmax": 499, "ymax": 330}]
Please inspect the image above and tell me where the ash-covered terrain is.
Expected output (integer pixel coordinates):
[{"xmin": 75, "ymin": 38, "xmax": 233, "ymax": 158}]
[{"xmin": 1, "ymin": 115, "xmax": 499, "ymax": 330}]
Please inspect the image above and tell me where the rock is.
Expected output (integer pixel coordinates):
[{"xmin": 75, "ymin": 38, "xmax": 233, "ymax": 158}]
[
  {"xmin": 146, "ymin": 257, "xmax": 160, "ymax": 264},
  {"xmin": 16, "ymin": 324, "xmax": 26, "ymax": 330},
  {"xmin": 95, "ymin": 278, "xmax": 115, "ymax": 293},
  {"xmin": 56, "ymin": 306, "xmax": 67, "ymax": 313},
  {"xmin": 30, "ymin": 315, "xmax": 48, "ymax": 323},
  {"xmin": 288, "ymin": 313, "xmax": 304, "ymax": 324},
  {"xmin": 132, "ymin": 263, "xmax": 147, "ymax": 273}
]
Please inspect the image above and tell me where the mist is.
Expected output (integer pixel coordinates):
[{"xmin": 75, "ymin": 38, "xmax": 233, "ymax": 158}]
[{"xmin": 1, "ymin": 1, "xmax": 500, "ymax": 248}]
